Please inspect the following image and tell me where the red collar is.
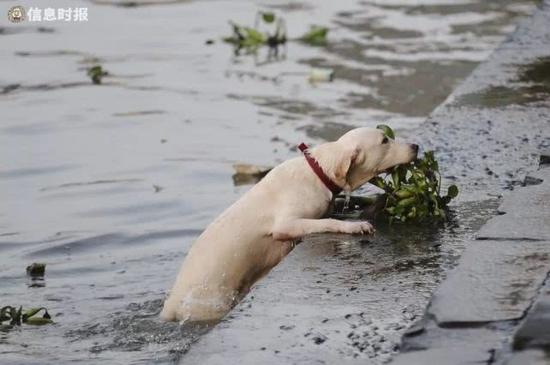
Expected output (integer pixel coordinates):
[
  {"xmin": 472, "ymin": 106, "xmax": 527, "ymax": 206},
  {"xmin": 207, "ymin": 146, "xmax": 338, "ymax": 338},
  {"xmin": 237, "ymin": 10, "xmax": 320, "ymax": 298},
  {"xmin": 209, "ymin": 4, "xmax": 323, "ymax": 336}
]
[{"xmin": 298, "ymin": 143, "xmax": 342, "ymax": 196}]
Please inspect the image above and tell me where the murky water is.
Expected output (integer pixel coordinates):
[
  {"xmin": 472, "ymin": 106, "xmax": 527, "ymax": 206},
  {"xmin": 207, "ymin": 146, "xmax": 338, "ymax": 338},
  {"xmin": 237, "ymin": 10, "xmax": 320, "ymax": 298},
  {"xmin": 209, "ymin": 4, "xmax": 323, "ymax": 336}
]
[{"xmin": 0, "ymin": 0, "xmax": 536, "ymax": 364}]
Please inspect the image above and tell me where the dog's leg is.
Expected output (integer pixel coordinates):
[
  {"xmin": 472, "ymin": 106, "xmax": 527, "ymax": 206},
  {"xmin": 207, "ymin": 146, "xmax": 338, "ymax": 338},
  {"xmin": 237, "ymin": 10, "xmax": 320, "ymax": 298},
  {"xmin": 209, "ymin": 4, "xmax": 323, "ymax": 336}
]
[{"xmin": 272, "ymin": 218, "xmax": 374, "ymax": 241}]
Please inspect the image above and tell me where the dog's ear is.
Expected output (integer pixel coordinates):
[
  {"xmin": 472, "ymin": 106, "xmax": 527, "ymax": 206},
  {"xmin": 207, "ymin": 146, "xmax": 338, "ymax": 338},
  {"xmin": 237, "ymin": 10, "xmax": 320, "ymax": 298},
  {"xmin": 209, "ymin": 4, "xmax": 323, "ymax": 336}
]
[{"xmin": 334, "ymin": 146, "xmax": 359, "ymax": 190}]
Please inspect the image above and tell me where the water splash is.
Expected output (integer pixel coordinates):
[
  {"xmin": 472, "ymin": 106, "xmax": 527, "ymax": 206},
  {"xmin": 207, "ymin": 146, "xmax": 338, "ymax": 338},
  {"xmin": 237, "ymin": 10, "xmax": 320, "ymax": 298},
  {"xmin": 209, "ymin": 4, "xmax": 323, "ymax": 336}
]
[
  {"xmin": 64, "ymin": 299, "xmax": 197, "ymax": 364},
  {"xmin": 342, "ymin": 191, "xmax": 351, "ymax": 213}
]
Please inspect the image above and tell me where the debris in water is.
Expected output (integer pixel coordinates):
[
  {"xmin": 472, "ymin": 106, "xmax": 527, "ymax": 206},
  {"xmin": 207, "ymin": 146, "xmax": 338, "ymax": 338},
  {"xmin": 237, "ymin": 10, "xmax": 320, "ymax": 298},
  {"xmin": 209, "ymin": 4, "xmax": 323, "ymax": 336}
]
[
  {"xmin": 309, "ymin": 67, "xmax": 334, "ymax": 83},
  {"xmin": 232, "ymin": 163, "xmax": 272, "ymax": 186},
  {"xmin": 223, "ymin": 12, "xmax": 286, "ymax": 51},
  {"xmin": 26, "ymin": 263, "xmax": 46, "ymax": 277},
  {"xmin": 87, "ymin": 65, "xmax": 108, "ymax": 84},
  {"xmin": 300, "ymin": 26, "xmax": 329, "ymax": 46},
  {"xmin": 223, "ymin": 12, "xmax": 329, "ymax": 51},
  {"xmin": 0, "ymin": 306, "xmax": 53, "ymax": 327},
  {"xmin": 261, "ymin": 12, "xmax": 275, "ymax": 24}
]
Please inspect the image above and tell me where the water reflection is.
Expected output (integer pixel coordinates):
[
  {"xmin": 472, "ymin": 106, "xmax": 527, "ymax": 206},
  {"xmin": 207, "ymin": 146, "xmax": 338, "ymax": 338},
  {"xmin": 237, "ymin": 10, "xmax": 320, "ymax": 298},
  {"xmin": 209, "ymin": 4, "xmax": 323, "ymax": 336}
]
[{"xmin": 0, "ymin": 0, "xmax": 535, "ymax": 363}]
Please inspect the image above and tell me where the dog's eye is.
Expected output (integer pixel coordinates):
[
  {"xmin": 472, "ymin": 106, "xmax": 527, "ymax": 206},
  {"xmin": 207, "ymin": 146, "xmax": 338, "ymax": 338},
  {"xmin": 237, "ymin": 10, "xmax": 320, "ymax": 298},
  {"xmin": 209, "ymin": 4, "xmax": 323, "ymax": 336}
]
[{"xmin": 381, "ymin": 137, "xmax": 389, "ymax": 144}]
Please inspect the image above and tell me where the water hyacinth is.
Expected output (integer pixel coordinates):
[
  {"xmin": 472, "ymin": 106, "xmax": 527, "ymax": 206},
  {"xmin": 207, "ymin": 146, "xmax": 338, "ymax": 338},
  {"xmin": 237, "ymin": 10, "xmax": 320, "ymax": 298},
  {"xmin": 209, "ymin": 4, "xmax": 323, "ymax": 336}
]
[
  {"xmin": 0, "ymin": 306, "xmax": 52, "ymax": 327},
  {"xmin": 87, "ymin": 65, "xmax": 108, "ymax": 84},
  {"xmin": 300, "ymin": 25, "xmax": 329, "ymax": 46},
  {"xmin": 223, "ymin": 12, "xmax": 286, "ymax": 50},
  {"xmin": 370, "ymin": 125, "xmax": 459, "ymax": 223},
  {"xmin": 26, "ymin": 262, "xmax": 46, "ymax": 277},
  {"xmin": 223, "ymin": 12, "xmax": 328, "ymax": 50}
]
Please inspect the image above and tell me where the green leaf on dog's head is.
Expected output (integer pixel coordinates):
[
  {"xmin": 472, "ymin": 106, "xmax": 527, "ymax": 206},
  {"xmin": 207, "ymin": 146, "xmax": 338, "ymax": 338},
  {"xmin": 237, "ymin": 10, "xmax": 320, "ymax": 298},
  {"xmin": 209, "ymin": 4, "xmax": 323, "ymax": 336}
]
[
  {"xmin": 447, "ymin": 185, "xmax": 459, "ymax": 199},
  {"xmin": 376, "ymin": 124, "xmax": 395, "ymax": 140},
  {"xmin": 261, "ymin": 12, "xmax": 275, "ymax": 23}
]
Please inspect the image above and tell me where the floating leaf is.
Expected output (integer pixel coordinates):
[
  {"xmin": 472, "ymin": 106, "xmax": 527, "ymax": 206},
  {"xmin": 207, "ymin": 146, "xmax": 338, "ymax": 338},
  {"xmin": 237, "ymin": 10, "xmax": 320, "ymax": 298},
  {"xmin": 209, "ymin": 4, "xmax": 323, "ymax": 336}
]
[
  {"xmin": 261, "ymin": 12, "xmax": 275, "ymax": 23},
  {"xmin": 232, "ymin": 163, "xmax": 272, "ymax": 186},
  {"xmin": 0, "ymin": 306, "xmax": 13, "ymax": 324},
  {"xmin": 244, "ymin": 27, "xmax": 265, "ymax": 44},
  {"xmin": 0, "ymin": 305, "xmax": 53, "ymax": 326},
  {"xmin": 11, "ymin": 306, "xmax": 22, "ymax": 325},
  {"xmin": 87, "ymin": 65, "xmax": 108, "ymax": 85},
  {"xmin": 22, "ymin": 307, "xmax": 50, "ymax": 321},
  {"xmin": 22, "ymin": 308, "xmax": 42, "ymax": 321},
  {"xmin": 224, "ymin": 21, "xmax": 270, "ymax": 49},
  {"xmin": 26, "ymin": 263, "xmax": 46, "ymax": 277},
  {"xmin": 301, "ymin": 26, "xmax": 328, "ymax": 46},
  {"xmin": 447, "ymin": 185, "xmax": 459, "ymax": 199},
  {"xmin": 25, "ymin": 317, "xmax": 53, "ymax": 326}
]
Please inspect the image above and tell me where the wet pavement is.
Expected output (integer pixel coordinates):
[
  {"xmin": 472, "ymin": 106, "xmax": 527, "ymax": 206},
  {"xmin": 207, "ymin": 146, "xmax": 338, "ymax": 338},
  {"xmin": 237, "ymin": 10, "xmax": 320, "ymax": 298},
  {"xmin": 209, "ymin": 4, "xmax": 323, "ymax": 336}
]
[
  {"xmin": 396, "ymin": 163, "xmax": 550, "ymax": 365},
  {"xmin": 393, "ymin": 1, "xmax": 550, "ymax": 363},
  {"xmin": 181, "ymin": 203, "xmax": 497, "ymax": 364},
  {"xmin": 0, "ymin": 0, "xmax": 545, "ymax": 364}
]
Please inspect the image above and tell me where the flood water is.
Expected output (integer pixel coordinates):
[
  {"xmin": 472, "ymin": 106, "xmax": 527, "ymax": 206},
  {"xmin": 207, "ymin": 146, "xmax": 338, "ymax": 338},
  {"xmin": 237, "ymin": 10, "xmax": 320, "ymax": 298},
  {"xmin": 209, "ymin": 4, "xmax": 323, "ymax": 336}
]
[{"xmin": 0, "ymin": 0, "xmax": 537, "ymax": 364}]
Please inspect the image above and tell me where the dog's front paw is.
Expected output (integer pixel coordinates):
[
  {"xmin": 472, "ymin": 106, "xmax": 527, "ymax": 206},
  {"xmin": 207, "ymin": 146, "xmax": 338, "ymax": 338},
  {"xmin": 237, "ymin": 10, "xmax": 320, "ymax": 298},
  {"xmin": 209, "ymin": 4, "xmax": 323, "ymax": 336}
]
[{"xmin": 340, "ymin": 221, "xmax": 375, "ymax": 235}]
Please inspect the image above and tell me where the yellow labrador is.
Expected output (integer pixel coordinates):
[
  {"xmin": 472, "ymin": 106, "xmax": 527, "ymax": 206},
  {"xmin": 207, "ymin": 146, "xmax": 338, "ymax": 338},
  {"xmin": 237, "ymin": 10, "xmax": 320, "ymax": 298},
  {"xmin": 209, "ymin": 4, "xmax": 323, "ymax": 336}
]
[{"xmin": 161, "ymin": 127, "xmax": 418, "ymax": 322}]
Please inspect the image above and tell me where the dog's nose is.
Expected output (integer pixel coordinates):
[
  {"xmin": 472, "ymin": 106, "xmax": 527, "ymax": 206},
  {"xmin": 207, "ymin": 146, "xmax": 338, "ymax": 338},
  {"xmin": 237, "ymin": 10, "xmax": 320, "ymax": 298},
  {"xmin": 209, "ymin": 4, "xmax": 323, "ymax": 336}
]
[{"xmin": 411, "ymin": 144, "xmax": 419, "ymax": 153}]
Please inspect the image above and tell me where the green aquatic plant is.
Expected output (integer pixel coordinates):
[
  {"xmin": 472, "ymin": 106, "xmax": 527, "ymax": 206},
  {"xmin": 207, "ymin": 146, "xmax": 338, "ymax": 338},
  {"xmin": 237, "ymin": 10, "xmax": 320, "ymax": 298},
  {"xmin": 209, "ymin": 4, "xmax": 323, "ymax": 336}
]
[
  {"xmin": 223, "ymin": 12, "xmax": 286, "ymax": 50},
  {"xmin": 0, "ymin": 306, "xmax": 52, "ymax": 327},
  {"xmin": 261, "ymin": 11, "xmax": 275, "ymax": 24},
  {"xmin": 223, "ymin": 12, "xmax": 329, "ymax": 50},
  {"xmin": 87, "ymin": 65, "xmax": 108, "ymax": 85},
  {"xmin": 300, "ymin": 26, "xmax": 329, "ymax": 46},
  {"xmin": 26, "ymin": 262, "xmax": 46, "ymax": 277},
  {"xmin": 370, "ymin": 125, "xmax": 458, "ymax": 223}
]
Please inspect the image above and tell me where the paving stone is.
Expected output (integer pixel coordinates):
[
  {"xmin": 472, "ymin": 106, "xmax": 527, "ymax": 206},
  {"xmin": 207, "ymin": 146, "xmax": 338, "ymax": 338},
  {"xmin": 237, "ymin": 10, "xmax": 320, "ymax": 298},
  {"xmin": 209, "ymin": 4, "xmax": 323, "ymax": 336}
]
[
  {"xmin": 477, "ymin": 216, "xmax": 550, "ymax": 241},
  {"xmin": 391, "ymin": 347, "xmax": 492, "ymax": 365},
  {"xmin": 394, "ymin": 1, "xmax": 550, "ymax": 360},
  {"xmin": 477, "ymin": 215, "xmax": 550, "ymax": 241},
  {"xmin": 428, "ymin": 240, "xmax": 550, "ymax": 325},
  {"xmin": 183, "ymin": 348, "xmax": 372, "ymax": 365},
  {"xmin": 400, "ymin": 318, "xmax": 508, "ymax": 353},
  {"xmin": 513, "ymin": 280, "xmax": 550, "ymax": 350},
  {"xmin": 497, "ymin": 179, "xmax": 550, "ymax": 217},
  {"xmin": 477, "ymin": 170, "xmax": 550, "ymax": 240}
]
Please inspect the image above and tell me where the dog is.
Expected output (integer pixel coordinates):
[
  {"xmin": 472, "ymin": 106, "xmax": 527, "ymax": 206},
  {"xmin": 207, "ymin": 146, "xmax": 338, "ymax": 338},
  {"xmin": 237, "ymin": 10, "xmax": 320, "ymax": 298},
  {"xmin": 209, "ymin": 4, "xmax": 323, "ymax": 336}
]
[{"xmin": 161, "ymin": 127, "xmax": 418, "ymax": 322}]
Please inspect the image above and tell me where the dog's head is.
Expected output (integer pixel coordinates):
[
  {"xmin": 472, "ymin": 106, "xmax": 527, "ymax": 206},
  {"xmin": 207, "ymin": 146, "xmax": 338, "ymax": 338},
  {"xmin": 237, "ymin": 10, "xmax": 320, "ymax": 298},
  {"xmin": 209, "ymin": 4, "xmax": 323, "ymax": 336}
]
[{"xmin": 324, "ymin": 127, "xmax": 418, "ymax": 191}]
